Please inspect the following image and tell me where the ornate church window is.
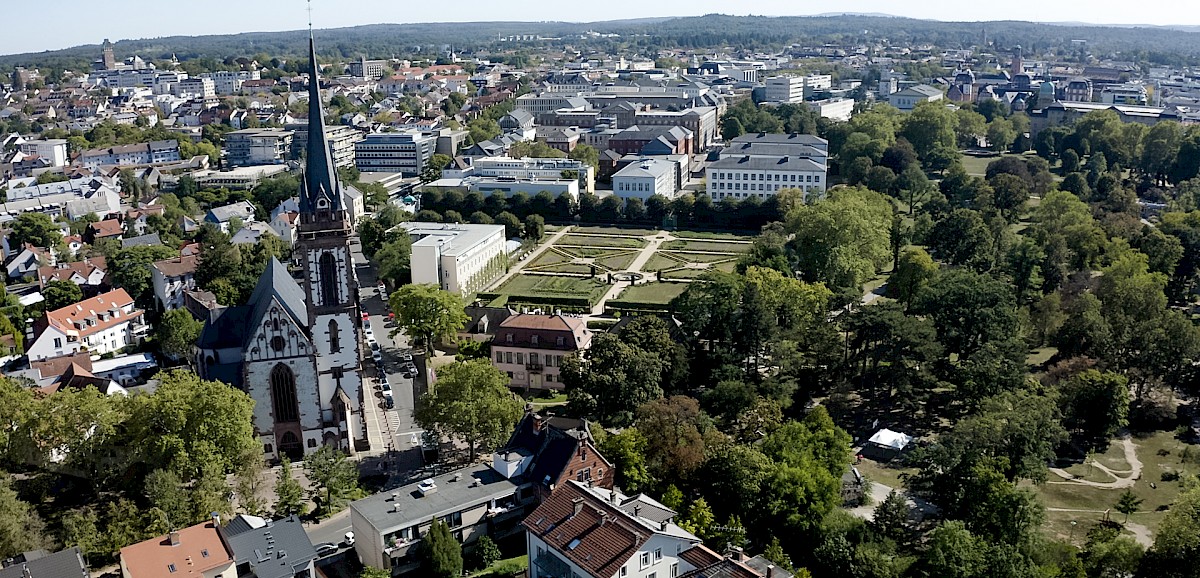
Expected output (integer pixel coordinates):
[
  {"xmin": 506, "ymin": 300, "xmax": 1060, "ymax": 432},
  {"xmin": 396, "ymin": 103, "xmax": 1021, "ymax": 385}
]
[
  {"xmin": 270, "ymin": 364, "xmax": 299, "ymax": 423},
  {"xmin": 319, "ymin": 252, "xmax": 339, "ymax": 306},
  {"xmin": 271, "ymin": 336, "xmax": 286, "ymax": 352}
]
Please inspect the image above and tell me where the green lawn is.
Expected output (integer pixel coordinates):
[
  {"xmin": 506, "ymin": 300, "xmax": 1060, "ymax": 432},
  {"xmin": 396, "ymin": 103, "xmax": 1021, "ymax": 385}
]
[
  {"xmin": 661, "ymin": 239, "xmax": 753, "ymax": 253},
  {"xmin": 663, "ymin": 251, "xmax": 741, "ymax": 264},
  {"xmin": 671, "ymin": 230, "xmax": 753, "ymax": 240},
  {"xmin": 558, "ymin": 234, "xmax": 647, "ymax": 248},
  {"xmin": 491, "ymin": 275, "xmax": 609, "ymax": 304},
  {"xmin": 615, "ymin": 282, "xmax": 690, "ymax": 305},
  {"xmin": 595, "ymin": 252, "xmax": 639, "ymax": 271},
  {"xmin": 572, "ymin": 226, "xmax": 661, "ymax": 236},
  {"xmin": 467, "ymin": 555, "xmax": 529, "ymax": 578}
]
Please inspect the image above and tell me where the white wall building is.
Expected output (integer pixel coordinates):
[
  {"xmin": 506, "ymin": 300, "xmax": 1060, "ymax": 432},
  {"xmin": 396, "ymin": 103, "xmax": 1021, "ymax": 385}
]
[
  {"xmin": 806, "ymin": 97, "xmax": 855, "ymax": 121},
  {"xmin": 17, "ymin": 139, "xmax": 68, "ymax": 167},
  {"xmin": 706, "ymin": 156, "xmax": 827, "ymax": 202},
  {"xmin": 151, "ymin": 254, "xmax": 199, "ymax": 311},
  {"xmin": 224, "ymin": 128, "xmax": 294, "ymax": 166},
  {"xmin": 888, "ymin": 84, "xmax": 944, "ymax": 111},
  {"xmin": 398, "ymin": 222, "xmax": 507, "ymax": 295},
  {"xmin": 27, "ymin": 289, "xmax": 147, "ymax": 361},
  {"xmin": 612, "ymin": 158, "xmax": 677, "ymax": 200},
  {"xmin": 354, "ymin": 131, "xmax": 435, "ymax": 177},
  {"xmin": 764, "ymin": 74, "xmax": 833, "ymax": 103},
  {"xmin": 446, "ymin": 156, "xmax": 597, "ymax": 194}
]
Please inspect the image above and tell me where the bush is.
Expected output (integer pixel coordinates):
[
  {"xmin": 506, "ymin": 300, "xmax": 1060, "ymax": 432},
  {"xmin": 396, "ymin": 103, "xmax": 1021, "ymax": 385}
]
[
  {"xmin": 470, "ymin": 536, "xmax": 502, "ymax": 571},
  {"xmin": 1162, "ymin": 470, "xmax": 1181, "ymax": 482},
  {"xmin": 481, "ymin": 558, "xmax": 527, "ymax": 578}
]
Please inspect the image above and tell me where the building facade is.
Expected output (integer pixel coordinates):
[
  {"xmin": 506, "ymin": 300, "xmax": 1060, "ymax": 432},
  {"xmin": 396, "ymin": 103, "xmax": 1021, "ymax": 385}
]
[
  {"xmin": 27, "ymin": 289, "xmax": 146, "ymax": 361},
  {"xmin": 491, "ymin": 314, "xmax": 592, "ymax": 390},
  {"xmin": 354, "ymin": 132, "xmax": 435, "ymax": 177},
  {"xmin": 151, "ymin": 254, "xmax": 198, "ymax": 311},
  {"xmin": 612, "ymin": 158, "xmax": 677, "ymax": 200},
  {"xmin": 225, "ymin": 128, "xmax": 295, "ymax": 167},
  {"xmin": 399, "ymin": 222, "xmax": 508, "ymax": 295},
  {"xmin": 79, "ymin": 140, "xmax": 181, "ymax": 168},
  {"xmin": 288, "ymin": 124, "xmax": 361, "ymax": 169}
]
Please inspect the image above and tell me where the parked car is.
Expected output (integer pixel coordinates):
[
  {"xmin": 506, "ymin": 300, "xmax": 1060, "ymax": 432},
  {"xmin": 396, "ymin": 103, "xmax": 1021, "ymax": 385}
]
[
  {"xmin": 384, "ymin": 394, "xmax": 394, "ymax": 409},
  {"xmin": 380, "ymin": 377, "xmax": 391, "ymax": 392},
  {"xmin": 398, "ymin": 353, "xmax": 413, "ymax": 363},
  {"xmin": 315, "ymin": 543, "xmax": 338, "ymax": 558},
  {"xmin": 372, "ymin": 350, "xmax": 383, "ymax": 364},
  {"xmin": 360, "ymin": 311, "xmax": 369, "ymax": 321}
]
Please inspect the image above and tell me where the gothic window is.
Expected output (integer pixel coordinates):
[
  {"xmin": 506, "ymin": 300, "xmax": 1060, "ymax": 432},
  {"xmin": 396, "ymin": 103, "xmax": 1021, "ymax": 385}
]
[
  {"xmin": 328, "ymin": 319, "xmax": 340, "ymax": 352},
  {"xmin": 319, "ymin": 252, "xmax": 339, "ymax": 306},
  {"xmin": 271, "ymin": 336, "xmax": 286, "ymax": 352},
  {"xmin": 270, "ymin": 364, "xmax": 299, "ymax": 423}
]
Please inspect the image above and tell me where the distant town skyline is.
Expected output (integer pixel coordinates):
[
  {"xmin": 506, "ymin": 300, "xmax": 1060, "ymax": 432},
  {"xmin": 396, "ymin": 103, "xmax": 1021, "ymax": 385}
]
[{"xmin": 4, "ymin": 0, "xmax": 1200, "ymax": 56}]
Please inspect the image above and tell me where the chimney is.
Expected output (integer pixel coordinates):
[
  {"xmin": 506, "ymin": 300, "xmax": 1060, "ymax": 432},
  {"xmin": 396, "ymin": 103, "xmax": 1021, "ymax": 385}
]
[
  {"xmin": 572, "ymin": 498, "xmax": 584, "ymax": 516},
  {"xmin": 660, "ymin": 520, "xmax": 668, "ymax": 531},
  {"xmin": 633, "ymin": 504, "xmax": 641, "ymax": 518},
  {"xmin": 168, "ymin": 531, "xmax": 181, "ymax": 546},
  {"xmin": 211, "ymin": 512, "xmax": 220, "ymax": 527},
  {"xmin": 767, "ymin": 564, "xmax": 775, "ymax": 578},
  {"xmin": 610, "ymin": 488, "xmax": 620, "ymax": 505}
]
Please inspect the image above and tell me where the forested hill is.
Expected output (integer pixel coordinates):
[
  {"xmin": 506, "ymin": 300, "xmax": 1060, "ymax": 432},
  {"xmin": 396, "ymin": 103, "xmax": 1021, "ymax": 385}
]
[{"xmin": 5, "ymin": 13, "xmax": 1200, "ymax": 70}]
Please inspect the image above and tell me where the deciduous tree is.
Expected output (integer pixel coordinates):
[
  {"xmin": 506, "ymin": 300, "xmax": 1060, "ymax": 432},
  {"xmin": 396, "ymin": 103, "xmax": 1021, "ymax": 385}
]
[
  {"xmin": 414, "ymin": 359, "xmax": 522, "ymax": 460},
  {"xmin": 389, "ymin": 284, "xmax": 467, "ymax": 353}
]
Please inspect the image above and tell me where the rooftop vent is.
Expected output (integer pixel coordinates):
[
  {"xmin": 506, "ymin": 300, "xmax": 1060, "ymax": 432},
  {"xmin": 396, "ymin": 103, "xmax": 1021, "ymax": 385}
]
[{"xmin": 418, "ymin": 479, "xmax": 438, "ymax": 496}]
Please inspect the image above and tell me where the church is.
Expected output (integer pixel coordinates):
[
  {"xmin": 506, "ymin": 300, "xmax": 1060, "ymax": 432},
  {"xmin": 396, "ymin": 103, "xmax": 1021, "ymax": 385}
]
[{"xmin": 197, "ymin": 33, "xmax": 367, "ymax": 460}]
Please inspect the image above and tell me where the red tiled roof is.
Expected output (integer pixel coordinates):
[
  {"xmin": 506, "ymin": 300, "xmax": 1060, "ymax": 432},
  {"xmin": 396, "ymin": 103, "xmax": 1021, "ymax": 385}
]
[
  {"xmin": 38, "ymin": 257, "xmax": 106, "ymax": 287},
  {"xmin": 90, "ymin": 219, "xmax": 122, "ymax": 238},
  {"xmin": 45, "ymin": 288, "xmax": 141, "ymax": 339},
  {"xmin": 30, "ymin": 351, "xmax": 93, "ymax": 380},
  {"xmin": 499, "ymin": 314, "xmax": 582, "ymax": 332},
  {"xmin": 152, "ymin": 254, "xmax": 198, "ymax": 278},
  {"xmin": 523, "ymin": 482, "xmax": 649, "ymax": 578},
  {"xmin": 119, "ymin": 521, "xmax": 232, "ymax": 578}
]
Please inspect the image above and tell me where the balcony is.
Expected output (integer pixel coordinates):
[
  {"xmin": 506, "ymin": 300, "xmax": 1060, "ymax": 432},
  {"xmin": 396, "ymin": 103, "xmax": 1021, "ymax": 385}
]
[{"xmin": 525, "ymin": 361, "xmax": 544, "ymax": 372}]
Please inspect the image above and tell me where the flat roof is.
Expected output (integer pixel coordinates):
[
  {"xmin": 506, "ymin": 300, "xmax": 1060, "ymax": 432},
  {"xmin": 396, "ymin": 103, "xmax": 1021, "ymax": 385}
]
[
  {"xmin": 398, "ymin": 222, "xmax": 506, "ymax": 257},
  {"xmin": 350, "ymin": 464, "xmax": 518, "ymax": 533},
  {"xmin": 708, "ymin": 155, "xmax": 826, "ymax": 172}
]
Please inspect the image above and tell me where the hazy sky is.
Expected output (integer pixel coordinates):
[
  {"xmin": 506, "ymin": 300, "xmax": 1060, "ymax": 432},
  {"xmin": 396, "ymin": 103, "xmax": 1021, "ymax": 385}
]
[{"xmin": 4, "ymin": 0, "xmax": 1200, "ymax": 56}]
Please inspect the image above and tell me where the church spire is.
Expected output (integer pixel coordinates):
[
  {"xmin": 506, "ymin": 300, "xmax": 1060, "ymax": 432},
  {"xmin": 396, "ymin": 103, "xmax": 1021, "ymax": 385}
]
[{"xmin": 299, "ymin": 30, "xmax": 342, "ymax": 215}]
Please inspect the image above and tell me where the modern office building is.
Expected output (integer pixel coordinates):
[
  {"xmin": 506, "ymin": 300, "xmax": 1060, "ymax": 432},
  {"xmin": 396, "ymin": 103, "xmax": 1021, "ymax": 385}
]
[
  {"xmin": 224, "ymin": 128, "xmax": 295, "ymax": 167},
  {"xmin": 398, "ymin": 222, "xmax": 508, "ymax": 294},
  {"xmin": 354, "ymin": 132, "xmax": 435, "ymax": 177},
  {"xmin": 287, "ymin": 123, "xmax": 361, "ymax": 169}
]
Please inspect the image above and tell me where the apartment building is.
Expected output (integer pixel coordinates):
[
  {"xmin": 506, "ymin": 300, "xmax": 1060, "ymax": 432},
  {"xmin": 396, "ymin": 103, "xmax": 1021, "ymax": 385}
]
[
  {"xmin": 17, "ymin": 139, "xmax": 68, "ymax": 167},
  {"xmin": 445, "ymin": 156, "xmax": 596, "ymax": 194},
  {"xmin": 287, "ymin": 123, "xmax": 361, "ymax": 168},
  {"xmin": 79, "ymin": 140, "xmax": 181, "ymax": 168},
  {"xmin": 27, "ymin": 289, "xmax": 147, "ymax": 361},
  {"xmin": 398, "ymin": 222, "xmax": 508, "ymax": 295},
  {"xmin": 151, "ymin": 254, "xmax": 199, "ymax": 311},
  {"xmin": 492, "ymin": 314, "xmax": 592, "ymax": 390},
  {"xmin": 174, "ymin": 77, "xmax": 216, "ymax": 99},
  {"xmin": 1101, "ymin": 83, "xmax": 1149, "ymax": 105},
  {"xmin": 224, "ymin": 128, "xmax": 294, "ymax": 166},
  {"xmin": 354, "ymin": 131, "xmax": 435, "ymax": 177}
]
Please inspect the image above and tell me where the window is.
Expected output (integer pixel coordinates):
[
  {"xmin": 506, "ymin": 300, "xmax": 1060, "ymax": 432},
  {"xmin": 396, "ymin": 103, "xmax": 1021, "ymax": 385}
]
[
  {"xmin": 516, "ymin": 353, "xmax": 524, "ymax": 364},
  {"xmin": 271, "ymin": 335, "xmax": 286, "ymax": 352},
  {"xmin": 530, "ymin": 353, "xmax": 539, "ymax": 365},
  {"xmin": 307, "ymin": 438, "xmax": 317, "ymax": 448},
  {"xmin": 263, "ymin": 443, "xmax": 273, "ymax": 454},
  {"xmin": 495, "ymin": 352, "xmax": 503, "ymax": 363},
  {"xmin": 648, "ymin": 573, "xmax": 656, "ymax": 578},
  {"xmin": 620, "ymin": 566, "xmax": 628, "ymax": 577},
  {"xmin": 270, "ymin": 364, "xmax": 299, "ymax": 422},
  {"xmin": 328, "ymin": 319, "xmax": 340, "ymax": 352},
  {"xmin": 505, "ymin": 352, "xmax": 513, "ymax": 363},
  {"xmin": 671, "ymin": 563, "xmax": 678, "ymax": 577},
  {"xmin": 641, "ymin": 552, "xmax": 651, "ymax": 568},
  {"xmin": 53, "ymin": 338, "xmax": 62, "ymax": 349},
  {"xmin": 654, "ymin": 548, "xmax": 662, "ymax": 561},
  {"xmin": 556, "ymin": 336, "xmax": 565, "ymax": 346},
  {"xmin": 440, "ymin": 511, "xmax": 463, "ymax": 528},
  {"xmin": 531, "ymin": 335, "xmax": 539, "ymax": 346},
  {"xmin": 319, "ymin": 252, "xmax": 339, "ymax": 306}
]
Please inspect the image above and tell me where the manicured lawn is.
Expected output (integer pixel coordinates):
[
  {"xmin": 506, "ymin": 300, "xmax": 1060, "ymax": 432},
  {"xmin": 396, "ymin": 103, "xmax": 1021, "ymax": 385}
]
[
  {"xmin": 558, "ymin": 234, "xmax": 646, "ymax": 248},
  {"xmin": 572, "ymin": 226, "xmax": 660, "ymax": 236},
  {"xmin": 615, "ymin": 282, "xmax": 690, "ymax": 305},
  {"xmin": 492, "ymin": 275, "xmax": 609, "ymax": 304},
  {"xmin": 662, "ymin": 251, "xmax": 741, "ymax": 264},
  {"xmin": 524, "ymin": 249, "xmax": 570, "ymax": 269},
  {"xmin": 672, "ymin": 230, "xmax": 752, "ymax": 240},
  {"xmin": 852, "ymin": 457, "xmax": 916, "ymax": 491},
  {"xmin": 595, "ymin": 252, "xmax": 639, "ymax": 271},
  {"xmin": 644, "ymin": 253, "xmax": 686, "ymax": 271},
  {"xmin": 661, "ymin": 239, "xmax": 752, "ymax": 253}
]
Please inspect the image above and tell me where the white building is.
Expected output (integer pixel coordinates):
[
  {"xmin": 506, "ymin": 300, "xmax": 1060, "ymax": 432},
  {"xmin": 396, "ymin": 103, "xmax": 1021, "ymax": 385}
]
[
  {"xmin": 354, "ymin": 131, "xmax": 435, "ymax": 177},
  {"xmin": 612, "ymin": 158, "xmax": 677, "ymax": 200},
  {"xmin": 806, "ymin": 97, "xmax": 855, "ymax": 121},
  {"xmin": 174, "ymin": 77, "xmax": 216, "ymax": 99},
  {"xmin": 203, "ymin": 69, "xmax": 261, "ymax": 94},
  {"xmin": 707, "ymin": 134, "xmax": 829, "ymax": 203},
  {"xmin": 151, "ymin": 254, "xmax": 199, "ymax": 311},
  {"xmin": 525, "ymin": 480, "xmax": 703, "ymax": 578},
  {"xmin": 446, "ymin": 156, "xmax": 596, "ymax": 194},
  {"xmin": 398, "ymin": 222, "xmax": 507, "ymax": 295},
  {"xmin": 17, "ymin": 139, "xmax": 68, "ymax": 167},
  {"xmin": 224, "ymin": 128, "xmax": 294, "ymax": 166},
  {"xmin": 79, "ymin": 140, "xmax": 181, "ymax": 168},
  {"xmin": 425, "ymin": 176, "xmax": 580, "ymax": 201},
  {"xmin": 1101, "ymin": 83, "xmax": 1149, "ymax": 105},
  {"xmin": 764, "ymin": 74, "xmax": 833, "ymax": 103},
  {"xmin": 888, "ymin": 84, "xmax": 944, "ymax": 111},
  {"xmin": 27, "ymin": 288, "xmax": 147, "ymax": 361}
]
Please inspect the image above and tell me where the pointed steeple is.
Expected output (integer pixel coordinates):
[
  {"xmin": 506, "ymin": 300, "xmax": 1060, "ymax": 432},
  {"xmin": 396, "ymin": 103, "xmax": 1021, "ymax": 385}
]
[{"xmin": 299, "ymin": 32, "xmax": 342, "ymax": 215}]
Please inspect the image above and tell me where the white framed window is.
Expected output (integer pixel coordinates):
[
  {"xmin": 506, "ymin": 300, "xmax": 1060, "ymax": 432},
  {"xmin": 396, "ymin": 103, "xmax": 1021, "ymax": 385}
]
[
  {"xmin": 620, "ymin": 566, "xmax": 628, "ymax": 577},
  {"xmin": 641, "ymin": 552, "xmax": 651, "ymax": 568},
  {"xmin": 654, "ymin": 548, "xmax": 662, "ymax": 561}
]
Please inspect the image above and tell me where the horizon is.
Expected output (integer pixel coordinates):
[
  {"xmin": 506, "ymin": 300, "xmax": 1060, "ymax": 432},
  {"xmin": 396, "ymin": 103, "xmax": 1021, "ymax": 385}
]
[{"xmin": 4, "ymin": 0, "xmax": 1200, "ymax": 57}]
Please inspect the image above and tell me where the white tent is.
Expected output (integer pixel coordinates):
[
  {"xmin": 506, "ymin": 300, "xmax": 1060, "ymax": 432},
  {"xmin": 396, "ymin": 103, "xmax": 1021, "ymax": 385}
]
[{"xmin": 868, "ymin": 428, "xmax": 913, "ymax": 451}]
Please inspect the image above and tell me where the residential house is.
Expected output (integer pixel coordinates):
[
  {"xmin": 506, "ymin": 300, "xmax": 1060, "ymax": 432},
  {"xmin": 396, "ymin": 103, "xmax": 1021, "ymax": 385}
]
[
  {"xmin": 524, "ymin": 481, "xmax": 701, "ymax": 578},
  {"xmin": 120, "ymin": 232, "xmax": 161, "ymax": 249},
  {"xmin": 271, "ymin": 211, "xmax": 299, "ymax": 245},
  {"xmin": 492, "ymin": 314, "xmax": 592, "ymax": 391},
  {"xmin": 88, "ymin": 219, "xmax": 123, "ymax": 243},
  {"xmin": 612, "ymin": 158, "xmax": 678, "ymax": 200},
  {"xmin": 0, "ymin": 547, "xmax": 90, "ymax": 578},
  {"xmin": 205, "ymin": 201, "xmax": 257, "ymax": 232},
  {"xmin": 27, "ymin": 288, "xmax": 147, "ymax": 361},
  {"xmin": 119, "ymin": 519, "xmax": 234, "ymax": 578},
  {"xmin": 220, "ymin": 514, "xmax": 318, "ymax": 578},
  {"xmin": 225, "ymin": 128, "xmax": 295, "ymax": 167},
  {"xmin": 351, "ymin": 413, "xmax": 611, "ymax": 576},
  {"xmin": 151, "ymin": 254, "xmax": 199, "ymax": 310},
  {"xmin": 79, "ymin": 140, "xmax": 181, "ymax": 168},
  {"xmin": 231, "ymin": 221, "xmax": 280, "ymax": 245},
  {"xmin": 37, "ymin": 256, "xmax": 108, "ymax": 294},
  {"xmin": 678, "ymin": 547, "xmax": 794, "ymax": 578},
  {"xmin": 124, "ymin": 204, "xmax": 166, "ymax": 235},
  {"xmin": 5, "ymin": 244, "xmax": 53, "ymax": 280}
]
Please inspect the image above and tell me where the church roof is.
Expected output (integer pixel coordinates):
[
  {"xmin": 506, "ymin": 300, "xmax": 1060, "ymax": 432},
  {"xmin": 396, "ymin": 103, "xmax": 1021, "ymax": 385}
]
[
  {"xmin": 299, "ymin": 34, "xmax": 342, "ymax": 214},
  {"xmin": 247, "ymin": 257, "xmax": 309, "ymax": 331}
]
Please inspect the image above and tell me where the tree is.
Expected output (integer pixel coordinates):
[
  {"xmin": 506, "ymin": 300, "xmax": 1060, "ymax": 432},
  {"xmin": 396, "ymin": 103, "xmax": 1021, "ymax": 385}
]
[
  {"xmin": 389, "ymin": 284, "xmax": 468, "ymax": 353},
  {"xmin": 901, "ymin": 100, "xmax": 956, "ymax": 167},
  {"xmin": 785, "ymin": 186, "xmax": 893, "ymax": 291},
  {"xmin": 1143, "ymin": 483, "xmax": 1200, "ymax": 575},
  {"xmin": 414, "ymin": 359, "xmax": 522, "ymax": 460},
  {"xmin": 358, "ymin": 219, "xmax": 386, "ymax": 258},
  {"xmin": 274, "ymin": 457, "xmax": 306, "ymax": 518},
  {"xmin": 987, "ymin": 118, "xmax": 1017, "ymax": 152},
  {"xmin": 1056, "ymin": 370, "xmax": 1129, "ymax": 447},
  {"xmin": 758, "ymin": 408, "xmax": 851, "ymax": 535},
  {"xmin": 359, "ymin": 568, "xmax": 391, "ymax": 578},
  {"xmin": 523, "ymin": 214, "xmax": 545, "ymax": 240},
  {"xmin": 375, "ymin": 236, "xmax": 413, "ymax": 288},
  {"xmin": 1114, "ymin": 489, "xmax": 1143, "ymax": 524},
  {"xmin": 637, "ymin": 396, "xmax": 708, "ymax": 481},
  {"xmin": 871, "ymin": 491, "xmax": 913, "ymax": 546},
  {"xmin": 915, "ymin": 268, "xmax": 1017, "ymax": 357},
  {"xmin": 471, "ymin": 535, "xmax": 502, "ymax": 570},
  {"xmin": 0, "ymin": 476, "xmax": 52, "ymax": 559},
  {"xmin": 144, "ymin": 469, "xmax": 191, "ymax": 528},
  {"xmin": 61, "ymin": 507, "xmax": 102, "ymax": 561},
  {"xmin": 419, "ymin": 520, "xmax": 463, "ymax": 578},
  {"xmin": 41, "ymin": 280, "xmax": 82, "ymax": 310},
  {"xmin": 495, "ymin": 211, "xmax": 522, "ymax": 238},
  {"xmin": 563, "ymin": 333, "xmax": 663, "ymax": 426},
  {"xmin": 985, "ymin": 173, "xmax": 1030, "ymax": 221},
  {"xmin": 568, "ymin": 143, "xmax": 599, "ymax": 168},
  {"xmin": 157, "ymin": 308, "xmax": 203, "ymax": 361},
  {"xmin": 234, "ymin": 448, "xmax": 268, "ymax": 516},
  {"xmin": 890, "ymin": 247, "xmax": 937, "ymax": 308},
  {"xmin": 1085, "ymin": 536, "xmax": 1143, "ymax": 578},
  {"xmin": 596, "ymin": 427, "xmax": 652, "ymax": 492},
  {"xmin": 421, "ymin": 154, "xmax": 453, "ymax": 183},
  {"xmin": 8, "ymin": 212, "xmax": 62, "ymax": 250},
  {"xmin": 304, "ymin": 445, "xmax": 359, "ymax": 517},
  {"xmin": 679, "ymin": 498, "xmax": 716, "ymax": 539},
  {"xmin": 920, "ymin": 521, "xmax": 987, "ymax": 578},
  {"xmin": 926, "ymin": 209, "xmax": 995, "ymax": 271}
]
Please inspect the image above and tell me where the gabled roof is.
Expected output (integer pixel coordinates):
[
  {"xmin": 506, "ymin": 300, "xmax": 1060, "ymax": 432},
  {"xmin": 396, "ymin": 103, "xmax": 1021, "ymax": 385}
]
[
  {"xmin": 44, "ymin": 288, "xmax": 141, "ymax": 339},
  {"xmin": 38, "ymin": 257, "xmax": 106, "ymax": 287},
  {"xmin": 0, "ymin": 547, "xmax": 89, "ymax": 578},
  {"xmin": 89, "ymin": 219, "xmax": 122, "ymax": 238},
  {"xmin": 219, "ymin": 515, "xmax": 316, "ymax": 578},
  {"xmin": 120, "ymin": 232, "xmax": 161, "ymax": 248},
  {"xmin": 152, "ymin": 254, "xmax": 198, "ymax": 279},
  {"xmin": 119, "ymin": 521, "xmax": 232, "ymax": 578},
  {"xmin": 205, "ymin": 201, "xmax": 255, "ymax": 223},
  {"xmin": 246, "ymin": 257, "xmax": 309, "ymax": 336},
  {"xmin": 500, "ymin": 413, "xmax": 608, "ymax": 489}
]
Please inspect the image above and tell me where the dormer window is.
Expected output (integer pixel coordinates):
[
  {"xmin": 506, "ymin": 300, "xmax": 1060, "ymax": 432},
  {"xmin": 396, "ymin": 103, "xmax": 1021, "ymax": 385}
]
[
  {"xmin": 505, "ymin": 333, "xmax": 513, "ymax": 344},
  {"xmin": 531, "ymin": 335, "xmax": 539, "ymax": 346},
  {"xmin": 556, "ymin": 337, "xmax": 565, "ymax": 347}
]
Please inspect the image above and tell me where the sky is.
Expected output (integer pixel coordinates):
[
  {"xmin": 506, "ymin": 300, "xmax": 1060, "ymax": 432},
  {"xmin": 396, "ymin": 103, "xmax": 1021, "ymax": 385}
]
[{"xmin": 4, "ymin": 0, "xmax": 1200, "ymax": 56}]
